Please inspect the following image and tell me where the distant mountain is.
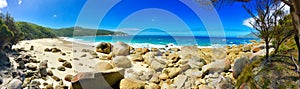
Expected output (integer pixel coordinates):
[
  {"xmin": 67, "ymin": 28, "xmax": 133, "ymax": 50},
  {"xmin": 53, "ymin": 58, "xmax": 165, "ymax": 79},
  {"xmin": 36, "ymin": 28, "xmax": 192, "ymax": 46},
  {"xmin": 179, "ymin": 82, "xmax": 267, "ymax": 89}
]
[
  {"xmin": 16, "ymin": 22, "xmax": 57, "ymax": 39},
  {"xmin": 16, "ymin": 22, "xmax": 128, "ymax": 39},
  {"xmin": 55, "ymin": 26, "xmax": 128, "ymax": 37},
  {"xmin": 238, "ymin": 32, "xmax": 259, "ymax": 38}
]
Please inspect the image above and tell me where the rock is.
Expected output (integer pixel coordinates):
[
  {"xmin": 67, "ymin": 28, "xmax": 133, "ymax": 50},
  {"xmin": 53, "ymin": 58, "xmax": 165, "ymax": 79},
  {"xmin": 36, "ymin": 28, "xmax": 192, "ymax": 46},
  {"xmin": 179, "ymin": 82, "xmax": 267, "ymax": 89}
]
[
  {"xmin": 61, "ymin": 52, "xmax": 66, "ymax": 56},
  {"xmin": 211, "ymin": 48, "xmax": 227, "ymax": 60},
  {"xmin": 94, "ymin": 62, "xmax": 113, "ymax": 71},
  {"xmin": 125, "ymin": 72, "xmax": 140, "ymax": 80},
  {"xmin": 159, "ymin": 73, "xmax": 169, "ymax": 80},
  {"xmin": 51, "ymin": 48, "xmax": 61, "ymax": 53},
  {"xmin": 233, "ymin": 56, "xmax": 249, "ymax": 79},
  {"xmin": 55, "ymin": 85, "xmax": 68, "ymax": 89},
  {"xmin": 143, "ymin": 52, "xmax": 157, "ymax": 65},
  {"xmin": 149, "ymin": 73, "xmax": 160, "ymax": 83},
  {"xmin": 170, "ymin": 48, "xmax": 180, "ymax": 52},
  {"xmin": 150, "ymin": 59, "xmax": 165, "ymax": 71},
  {"xmin": 27, "ymin": 64, "xmax": 37, "ymax": 71},
  {"xmin": 120, "ymin": 78, "xmax": 145, "ymax": 89},
  {"xmin": 242, "ymin": 45, "xmax": 252, "ymax": 52},
  {"xmin": 112, "ymin": 41, "xmax": 130, "ymax": 56},
  {"xmin": 39, "ymin": 67, "xmax": 47, "ymax": 77},
  {"xmin": 0, "ymin": 78, "xmax": 2, "ymax": 85},
  {"xmin": 24, "ymin": 71, "xmax": 36, "ymax": 78},
  {"xmin": 151, "ymin": 48, "xmax": 159, "ymax": 52},
  {"xmin": 112, "ymin": 56, "xmax": 132, "ymax": 68},
  {"xmin": 57, "ymin": 66, "xmax": 66, "ymax": 71},
  {"xmin": 71, "ymin": 69, "xmax": 124, "ymax": 89},
  {"xmin": 184, "ymin": 69, "xmax": 203, "ymax": 78},
  {"xmin": 7, "ymin": 79, "xmax": 22, "ymax": 89},
  {"xmin": 181, "ymin": 46, "xmax": 199, "ymax": 58},
  {"xmin": 58, "ymin": 58, "xmax": 66, "ymax": 62},
  {"xmin": 30, "ymin": 58, "xmax": 40, "ymax": 63},
  {"xmin": 96, "ymin": 42, "xmax": 112, "ymax": 54},
  {"xmin": 173, "ymin": 75, "xmax": 187, "ymax": 89},
  {"xmin": 81, "ymin": 54, "xmax": 87, "ymax": 57},
  {"xmin": 198, "ymin": 85, "xmax": 213, "ymax": 89},
  {"xmin": 52, "ymin": 76, "xmax": 60, "ymax": 81},
  {"xmin": 45, "ymin": 84, "xmax": 54, "ymax": 89},
  {"xmin": 47, "ymin": 70, "xmax": 53, "ymax": 76},
  {"xmin": 250, "ymin": 55, "xmax": 261, "ymax": 63},
  {"xmin": 64, "ymin": 74, "xmax": 73, "ymax": 82},
  {"xmin": 188, "ymin": 55, "xmax": 206, "ymax": 69},
  {"xmin": 73, "ymin": 58, "xmax": 79, "ymax": 60},
  {"xmin": 145, "ymin": 83, "xmax": 160, "ymax": 89},
  {"xmin": 17, "ymin": 60, "xmax": 25, "ymax": 69},
  {"xmin": 39, "ymin": 60, "xmax": 48, "ymax": 68},
  {"xmin": 130, "ymin": 54, "xmax": 143, "ymax": 61},
  {"xmin": 62, "ymin": 61, "xmax": 72, "ymax": 68},
  {"xmin": 161, "ymin": 83, "xmax": 171, "ymax": 89},
  {"xmin": 167, "ymin": 53, "xmax": 180, "ymax": 63},
  {"xmin": 252, "ymin": 47, "xmax": 260, "ymax": 53},
  {"xmin": 44, "ymin": 48, "xmax": 51, "ymax": 52},
  {"xmin": 164, "ymin": 68, "xmax": 181, "ymax": 78},
  {"xmin": 202, "ymin": 60, "xmax": 230, "ymax": 74}
]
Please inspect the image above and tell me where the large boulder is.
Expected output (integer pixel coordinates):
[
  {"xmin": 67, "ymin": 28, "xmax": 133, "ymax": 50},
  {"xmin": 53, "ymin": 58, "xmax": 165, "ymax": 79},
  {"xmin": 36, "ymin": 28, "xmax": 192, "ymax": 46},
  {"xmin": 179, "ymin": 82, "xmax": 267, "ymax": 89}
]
[
  {"xmin": 7, "ymin": 79, "xmax": 22, "ymax": 89},
  {"xmin": 211, "ymin": 48, "xmax": 227, "ymax": 60},
  {"xmin": 188, "ymin": 55, "xmax": 206, "ymax": 69},
  {"xmin": 39, "ymin": 60, "xmax": 48, "ymax": 77},
  {"xmin": 94, "ymin": 62, "xmax": 113, "ymax": 71},
  {"xmin": 120, "ymin": 78, "xmax": 145, "ymax": 89},
  {"xmin": 202, "ymin": 59, "xmax": 230, "ymax": 74},
  {"xmin": 96, "ymin": 42, "xmax": 112, "ymax": 54},
  {"xmin": 71, "ymin": 69, "xmax": 124, "ymax": 89},
  {"xmin": 112, "ymin": 56, "xmax": 132, "ymax": 68},
  {"xmin": 233, "ymin": 56, "xmax": 249, "ymax": 79},
  {"xmin": 180, "ymin": 46, "xmax": 199, "ymax": 58},
  {"xmin": 173, "ymin": 75, "xmax": 187, "ymax": 89},
  {"xmin": 112, "ymin": 42, "xmax": 130, "ymax": 56}
]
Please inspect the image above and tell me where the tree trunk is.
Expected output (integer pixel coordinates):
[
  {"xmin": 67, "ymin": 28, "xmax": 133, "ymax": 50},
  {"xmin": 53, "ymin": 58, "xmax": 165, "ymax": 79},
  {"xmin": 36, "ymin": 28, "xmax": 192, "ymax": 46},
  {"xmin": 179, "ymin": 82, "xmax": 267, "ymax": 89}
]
[
  {"xmin": 291, "ymin": 0, "xmax": 300, "ymax": 65},
  {"xmin": 265, "ymin": 40, "xmax": 270, "ymax": 61}
]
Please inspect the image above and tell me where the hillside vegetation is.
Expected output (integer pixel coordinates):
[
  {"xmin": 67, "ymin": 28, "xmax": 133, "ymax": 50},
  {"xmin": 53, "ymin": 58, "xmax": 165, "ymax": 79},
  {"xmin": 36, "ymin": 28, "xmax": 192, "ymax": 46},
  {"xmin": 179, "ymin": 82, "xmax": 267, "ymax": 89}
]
[{"xmin": 16, "ymin": 22, "xmax": 128, "ymax": 40}]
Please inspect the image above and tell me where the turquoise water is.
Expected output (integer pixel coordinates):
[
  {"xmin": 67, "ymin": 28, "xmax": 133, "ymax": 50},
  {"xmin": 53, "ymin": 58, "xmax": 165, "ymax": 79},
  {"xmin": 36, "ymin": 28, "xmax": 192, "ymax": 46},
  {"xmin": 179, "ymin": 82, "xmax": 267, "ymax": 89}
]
[{"xmin": 68, "ymin": 35, "xmax": 259, "ymax": 48}]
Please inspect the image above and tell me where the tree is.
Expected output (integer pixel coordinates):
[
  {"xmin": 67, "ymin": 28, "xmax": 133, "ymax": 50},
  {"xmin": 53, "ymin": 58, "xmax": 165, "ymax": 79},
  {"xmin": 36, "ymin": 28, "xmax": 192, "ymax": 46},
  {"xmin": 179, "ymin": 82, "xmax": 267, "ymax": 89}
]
[
  {"xmin": 243, "ymin": 0, "xmax": 285, "ymax": 60},
  {"xmin": 207, "ymin": 0, "xmax": 300, "ymax": 71},
  {"xmin": 272, "ymin": 14, "xmax": 294, "ymax": 54},
  {"xmin": 0, "ymin": 20, "xmax": 14, "ymax": 50}
]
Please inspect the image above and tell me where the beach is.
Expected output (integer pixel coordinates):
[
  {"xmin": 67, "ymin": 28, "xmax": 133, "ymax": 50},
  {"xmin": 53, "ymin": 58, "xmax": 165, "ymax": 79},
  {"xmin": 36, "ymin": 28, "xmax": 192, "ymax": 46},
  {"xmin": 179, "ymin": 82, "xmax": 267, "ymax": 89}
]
[{"xmin": 1, "ymin": 37, "xmax": 270, "ymax": 89}]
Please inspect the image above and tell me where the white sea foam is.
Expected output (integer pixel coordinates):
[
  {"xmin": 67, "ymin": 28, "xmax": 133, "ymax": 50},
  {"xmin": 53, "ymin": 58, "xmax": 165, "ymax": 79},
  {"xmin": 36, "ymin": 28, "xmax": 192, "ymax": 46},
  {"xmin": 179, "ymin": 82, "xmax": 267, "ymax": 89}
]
[{"xmin": 61, "ymin": 37, "xmax": 249, "ymax": 49}]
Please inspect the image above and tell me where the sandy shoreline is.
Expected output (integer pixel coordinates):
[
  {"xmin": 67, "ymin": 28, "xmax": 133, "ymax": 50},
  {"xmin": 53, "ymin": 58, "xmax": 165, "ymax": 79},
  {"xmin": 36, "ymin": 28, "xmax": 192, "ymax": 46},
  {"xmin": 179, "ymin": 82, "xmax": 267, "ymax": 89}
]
[{"xmin": 1, "ymin": 37, "xmax": 268, "ymax": 89}]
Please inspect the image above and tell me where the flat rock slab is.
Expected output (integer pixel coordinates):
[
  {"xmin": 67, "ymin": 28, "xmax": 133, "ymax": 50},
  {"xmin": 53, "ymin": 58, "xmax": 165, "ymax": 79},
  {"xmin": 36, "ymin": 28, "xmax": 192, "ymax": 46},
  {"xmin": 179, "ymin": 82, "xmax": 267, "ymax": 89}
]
[{"xmin": 71, "ymin": 68, "xmax": 124, "ymax": 89}]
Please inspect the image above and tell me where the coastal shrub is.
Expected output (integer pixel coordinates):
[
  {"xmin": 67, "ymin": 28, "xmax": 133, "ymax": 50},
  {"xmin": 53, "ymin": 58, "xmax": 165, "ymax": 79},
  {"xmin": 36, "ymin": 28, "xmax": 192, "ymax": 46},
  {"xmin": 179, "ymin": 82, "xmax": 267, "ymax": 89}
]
[
  {"xmin": 0, "ymin": 22, "xmax": 14, "ymax": 50},
  {"xmin": 236, "ymin": 58, "xmax": 262, "ymax": 88}
]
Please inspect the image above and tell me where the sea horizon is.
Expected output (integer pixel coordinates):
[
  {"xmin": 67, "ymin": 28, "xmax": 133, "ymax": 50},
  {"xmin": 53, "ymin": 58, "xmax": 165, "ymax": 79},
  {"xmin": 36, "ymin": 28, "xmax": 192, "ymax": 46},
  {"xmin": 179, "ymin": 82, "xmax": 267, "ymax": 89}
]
[{"xmin": 62, "ymin": 35, "xmax": 259, "ymax": 48}]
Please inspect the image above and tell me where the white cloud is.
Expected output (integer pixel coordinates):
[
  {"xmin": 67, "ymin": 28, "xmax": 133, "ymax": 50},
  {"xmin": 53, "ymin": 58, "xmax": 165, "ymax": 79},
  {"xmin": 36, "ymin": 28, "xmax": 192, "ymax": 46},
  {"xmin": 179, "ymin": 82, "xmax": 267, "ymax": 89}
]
[
  {"xmin": 243, "ymin": 2, "xmax": 290, "ymax": 28},
  {"xmin": 18, "ymin": 0, "xmax": 22, "ymax": 5},
  {"xmin": 0, "ymin": 0, "xmax": 7, "ymax": 9},
  {"xmin": 243, "ymin": 17, "xmax": 255, "ymax": 28}
]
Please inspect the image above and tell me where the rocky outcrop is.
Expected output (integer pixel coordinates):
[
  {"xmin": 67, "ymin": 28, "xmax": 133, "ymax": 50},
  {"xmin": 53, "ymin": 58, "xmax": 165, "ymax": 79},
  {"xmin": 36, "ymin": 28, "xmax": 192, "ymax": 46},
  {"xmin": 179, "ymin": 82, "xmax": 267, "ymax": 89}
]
[
  {"xmin": 96, "ymin": 42, "xmax": 112, "ymax": 54},
  {"xmin": 94, "ymin": 62, "xmax": 113, "ymax": 71},
  {"xmin": 120, "ymin": 78, "xmax": 145, "ymax": 89},
  {"xmin": 112, "ymin": 56, "xmax": 132, "ymax": 68},
  {"xmin": 233, "ymin": 56, "xmax": 249, "ymax": 78},
  {"xmin": 112, "ymin": 42, "xmax": 130, "ymax": 56},
  {"xmin": 71, "ymin": 69, "xmax": 124, "ymax": 89}
]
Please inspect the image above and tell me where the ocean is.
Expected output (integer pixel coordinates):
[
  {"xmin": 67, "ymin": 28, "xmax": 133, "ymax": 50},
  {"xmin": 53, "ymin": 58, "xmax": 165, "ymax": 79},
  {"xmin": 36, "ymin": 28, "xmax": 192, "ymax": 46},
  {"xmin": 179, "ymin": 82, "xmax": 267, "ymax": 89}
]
[{"xmin": 65, "ymin": 35, "xmax": 259, "ymax": 48}]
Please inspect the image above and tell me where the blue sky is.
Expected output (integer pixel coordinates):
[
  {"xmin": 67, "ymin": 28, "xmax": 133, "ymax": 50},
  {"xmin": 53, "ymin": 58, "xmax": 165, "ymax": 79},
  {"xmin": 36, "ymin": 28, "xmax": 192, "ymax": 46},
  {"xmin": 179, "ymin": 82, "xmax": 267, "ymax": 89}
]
[{"xmin": 0, "ymin": 0, "xmax": 254, "ymax": 37}]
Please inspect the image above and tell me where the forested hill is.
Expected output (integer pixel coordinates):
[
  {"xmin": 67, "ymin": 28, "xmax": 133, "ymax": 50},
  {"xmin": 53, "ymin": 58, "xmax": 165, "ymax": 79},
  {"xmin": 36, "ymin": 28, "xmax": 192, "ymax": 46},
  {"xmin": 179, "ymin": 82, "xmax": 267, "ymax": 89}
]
[
  {"xmin": 16, "ymin": 22, "xmax": 128, "ymax": 40},
  {"xmin": 54, "ymin": 26, "xmax": 127, "ymax": 37}
]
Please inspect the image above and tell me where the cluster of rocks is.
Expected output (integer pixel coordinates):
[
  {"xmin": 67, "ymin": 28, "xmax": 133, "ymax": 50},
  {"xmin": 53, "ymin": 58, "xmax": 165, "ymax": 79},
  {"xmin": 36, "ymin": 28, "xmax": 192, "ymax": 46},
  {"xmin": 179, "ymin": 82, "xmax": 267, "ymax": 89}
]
[
  {"xmin": 72, "ymin": 41, "xmax": 270, "ymax": 89},
  {"xmin": 0, "ymin": 46, "xmax": 77, "ymax": 89}
]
